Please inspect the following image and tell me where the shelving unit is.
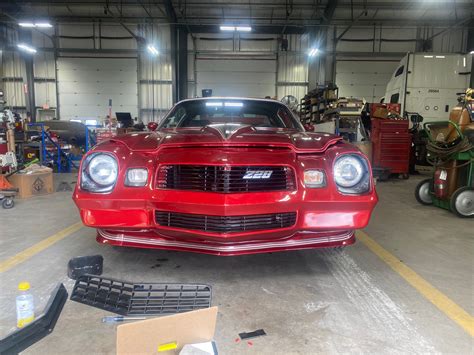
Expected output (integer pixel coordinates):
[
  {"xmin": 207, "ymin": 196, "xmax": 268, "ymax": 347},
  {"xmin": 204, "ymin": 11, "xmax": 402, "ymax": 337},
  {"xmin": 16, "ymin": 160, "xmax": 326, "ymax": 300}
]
[{"xmin": 299, "ymin": 84, "xmax": 338, "ymax": 125}]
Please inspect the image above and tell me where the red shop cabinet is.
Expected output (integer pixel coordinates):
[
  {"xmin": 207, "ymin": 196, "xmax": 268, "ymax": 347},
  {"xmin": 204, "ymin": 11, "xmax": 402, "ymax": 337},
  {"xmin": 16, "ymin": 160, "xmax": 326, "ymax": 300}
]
[{"xmin": 371, "ymin": 119, "xmax": 411, "ymax": 174}]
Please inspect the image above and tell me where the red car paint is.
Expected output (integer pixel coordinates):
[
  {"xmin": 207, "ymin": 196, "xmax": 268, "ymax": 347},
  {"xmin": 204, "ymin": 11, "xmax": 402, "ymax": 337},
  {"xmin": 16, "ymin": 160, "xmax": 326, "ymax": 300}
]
[{"xmin": 73, "ymin": 98, "xmax": 378, "ymax": 255}]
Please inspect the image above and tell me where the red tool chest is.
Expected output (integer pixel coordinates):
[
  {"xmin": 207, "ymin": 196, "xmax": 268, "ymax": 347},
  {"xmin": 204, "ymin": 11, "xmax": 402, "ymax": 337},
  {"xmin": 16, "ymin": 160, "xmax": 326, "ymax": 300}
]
[{"xmin": 371, "ymin": 119, "xmax": 411, "ymax": 174}]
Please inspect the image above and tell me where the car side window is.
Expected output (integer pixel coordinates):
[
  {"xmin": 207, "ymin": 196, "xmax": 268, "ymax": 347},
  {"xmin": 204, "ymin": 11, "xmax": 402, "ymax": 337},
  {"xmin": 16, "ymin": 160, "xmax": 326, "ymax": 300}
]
[
  {"xmin": 390, "ymin": 93, "xmax": 400, "ymax": 104},
  {"xmin": 163, "ymin": 107, "xmax": 186, "ymax": 127}
]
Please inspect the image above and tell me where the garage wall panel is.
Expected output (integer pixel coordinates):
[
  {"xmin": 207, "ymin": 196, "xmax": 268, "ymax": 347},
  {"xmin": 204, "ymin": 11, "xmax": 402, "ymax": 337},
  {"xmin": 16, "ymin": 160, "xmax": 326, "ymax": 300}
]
[
  {"xmin": 58, "ymin": 24, "xmax": 94, "ymax": 49},
  {"xmin": 336, "ymin": 60, "xmax": 399, "ymax": 101},
  {"xmin": 196, "ymin": 59, "xmax": 276, "ymax": 98},
  {"xmin": 57, "ymin": 57, "xmax": 138, "ymax": 120},
  {"xmin": 138, "ymin": 24, "xmax": 173, "ymax": 123},
  {"xmin": 2, "ymin": 51, "xmax": 26, "ymax": 108}
]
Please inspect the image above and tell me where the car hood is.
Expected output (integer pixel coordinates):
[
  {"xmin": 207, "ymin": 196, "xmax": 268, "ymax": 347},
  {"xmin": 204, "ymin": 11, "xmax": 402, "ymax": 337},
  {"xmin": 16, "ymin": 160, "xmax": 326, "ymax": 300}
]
[{"xmin": 107, "ymin": 126, "xmax": 342, "ymax": 153}]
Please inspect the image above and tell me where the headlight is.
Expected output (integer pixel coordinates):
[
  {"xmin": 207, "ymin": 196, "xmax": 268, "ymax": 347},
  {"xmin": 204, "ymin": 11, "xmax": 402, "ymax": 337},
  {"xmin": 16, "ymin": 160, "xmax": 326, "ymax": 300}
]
[
  {"xmin": 81, "ymin": 153, "xmax": 118, "ymax": 193},
  {"xmin": 125, "ymin": 168, "xmax": 148, "ymax": 187},
  {"xmin": 333, "ymin": 154, "xmax": 370, "ymax": 194},
  {"xmin": 304, "ymin": 169, "xmax": 326, "ymax": 188}
]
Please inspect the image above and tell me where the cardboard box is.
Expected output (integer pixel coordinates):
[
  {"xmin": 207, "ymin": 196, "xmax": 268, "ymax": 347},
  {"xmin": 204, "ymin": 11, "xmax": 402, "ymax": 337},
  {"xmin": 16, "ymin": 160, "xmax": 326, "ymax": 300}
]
[
  {"xmin": 117, "ymin": 307, "xmax": 218, "ymax": 355},
  {"xmin": 7, "ymin": 169, "xmax": 53, "ymax": 198}
]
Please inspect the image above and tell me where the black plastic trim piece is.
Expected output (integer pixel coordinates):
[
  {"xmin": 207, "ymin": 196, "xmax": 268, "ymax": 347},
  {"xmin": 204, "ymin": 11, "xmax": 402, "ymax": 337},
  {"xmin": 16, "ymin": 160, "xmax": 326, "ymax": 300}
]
[
  {"xmin": 239, "ymin": 329, "xmax": 267, "ymax": 340},
  {"xmin": 0, "ymin": 283, "xmax": 68, "ymax": 355},
  {"xmin": 70, "ymin": 275, "xmax": 212, "ymax": 316}
]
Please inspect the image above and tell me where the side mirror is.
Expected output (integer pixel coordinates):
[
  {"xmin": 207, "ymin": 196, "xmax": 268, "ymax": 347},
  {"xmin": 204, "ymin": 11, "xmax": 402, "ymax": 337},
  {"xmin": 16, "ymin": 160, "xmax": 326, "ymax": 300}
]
[
  {"xmin": 303, "ymin": 123, "xmax": 315, "ymax": 132},
  {"xmin": 147, "ymin": 122, "xmax": 158, "ymax": 131}
]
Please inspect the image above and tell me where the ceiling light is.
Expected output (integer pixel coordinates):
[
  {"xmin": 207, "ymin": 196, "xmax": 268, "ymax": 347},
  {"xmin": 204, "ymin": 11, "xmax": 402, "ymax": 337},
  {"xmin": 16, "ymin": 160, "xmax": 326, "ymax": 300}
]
[
  {"xmin": 19, "ymin": 22, "xmax": 53, "ymax": 28},
  {"xmin": 205, "ymin": 102, "xmax": 223, "ymax": 107},
  {"xmin": 308, "ymin": 48, "xmax": 319, "ymax": 57},
  {"xmin": 147, "ymin": 45, "xmax": 159, "ymax": 55},
  {"xmin": 19, "ymin": 22, "xmax": 35, "ymax": 27},
  {"xmin": 35, "ymin": 22, "xmax": 53, "ymax": 28},
  {"xmin": 224, "ymin": 102, "xmax": 243, "ymax": 107},
  {"xmin": 220, "ymin": 26, "xmax": 235, "ymax": 31},
  {"xmin": 469, "ymin": 50, "xmax": 474, "ymax": 54},
  {"xmin": 435, "ymin": 55, "xmax": 445, "ymax": 59},
  {"xmin": 423, "ymin": 55, "xmax": 434, "ymax": 58},
  {"xmin": 17, "ymin": 43, "xmax": 37, "ymax": 54},
  {"xmin": 236, "ymin": 26, "xmax": 252, "ymax": 32}
]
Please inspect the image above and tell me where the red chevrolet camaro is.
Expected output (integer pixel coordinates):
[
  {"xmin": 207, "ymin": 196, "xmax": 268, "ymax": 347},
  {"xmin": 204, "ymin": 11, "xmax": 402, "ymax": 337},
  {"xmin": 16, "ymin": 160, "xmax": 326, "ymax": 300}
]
[{"xmin": 73, "ymin": 98, "xmax": 378, "ymax": 255}]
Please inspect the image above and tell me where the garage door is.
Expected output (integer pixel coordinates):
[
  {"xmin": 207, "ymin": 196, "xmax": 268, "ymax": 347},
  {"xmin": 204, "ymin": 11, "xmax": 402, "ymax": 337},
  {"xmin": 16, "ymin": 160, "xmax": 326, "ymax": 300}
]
[
  {"xmin": 57, "ymin": 58, "xmax": 138, "ymax": 121},
  {"xmin": 336, "ymin": 60, "xmax": 399, "ymax": 102},
  {"xmin": 196, "ymin": 59, "xmax": 276, "ymax": 98}
]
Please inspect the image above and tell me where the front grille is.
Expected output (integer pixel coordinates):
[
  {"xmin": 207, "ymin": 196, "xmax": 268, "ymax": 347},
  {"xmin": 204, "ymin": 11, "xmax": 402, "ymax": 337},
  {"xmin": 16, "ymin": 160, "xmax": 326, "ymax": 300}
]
[
  {"xmin": 156, "ymin": 211, "xmax": 297, "ymax": 233},
  {"xmin": 156, "ymin": 165, "xmax": 295, "ymax": 193},
  {"xmin": 70, "ymin": 275, "xmax": 212, "ymax": 316}
]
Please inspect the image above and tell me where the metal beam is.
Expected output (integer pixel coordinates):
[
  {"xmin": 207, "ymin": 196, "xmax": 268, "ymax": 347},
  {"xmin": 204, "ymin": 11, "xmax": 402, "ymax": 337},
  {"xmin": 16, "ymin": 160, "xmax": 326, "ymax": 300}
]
[
  {"xmin": 18, "ymin": 29, "xmax": 36, "ymax": 121},
  {"xmin": 177, "ymin": 26, "xmax": 188, "ymax": 101},
  {"xmin": 163, "ymin": 0, "xmax": 178, "ymax": 103},
  {"xmin": 322, "ymin": 0, "xmax": 338, "ymax": 25}
]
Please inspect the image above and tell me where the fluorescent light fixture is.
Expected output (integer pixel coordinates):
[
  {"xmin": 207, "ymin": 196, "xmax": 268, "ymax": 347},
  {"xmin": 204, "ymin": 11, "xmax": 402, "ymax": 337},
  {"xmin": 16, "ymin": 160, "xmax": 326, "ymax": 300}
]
[
  {"xmin": 423, "ymin": 55, "xmax": 434, "ymax": 58},
  {"xmin": 236, "ymin": 26, "xmax": 252, "ymax": 32},
  {"xmin": 220, "ymin": 26, "xmax": 235, "ymax": 31},
  {"xmin": 205, "ymin": 102, "xmax": 223, "ymax": 107},
  {"xmin": 435, "ymin": 55, "xmax": 445, "ymax": 59},
  {"xmin": 17, "ymin": 43, "xmax": 37, "ymax": 54},
  {"xmin": 35, "ymin": 22, "xmax": 53, "ymax": 28},
  {"xmin": 147, "ymin": 45, "xmax": 159, "ymax": 55},
  {"xmin": 308, "ymin": 48, "xmax": 319, "ymax": 57},
  {"xmin": 19, "ymin": 22, "xmax": 53, "ymax": 28},
  {"xmin": 224, "ymin": 102, "xmax": 243, "ymax": 107},
  {"xmin": 470, "ymin": 50, "xmax": 474, "ymax": 54},
  {"xmin": 19, "ymin": 22, "xmax": 35, "ymax": 27}
]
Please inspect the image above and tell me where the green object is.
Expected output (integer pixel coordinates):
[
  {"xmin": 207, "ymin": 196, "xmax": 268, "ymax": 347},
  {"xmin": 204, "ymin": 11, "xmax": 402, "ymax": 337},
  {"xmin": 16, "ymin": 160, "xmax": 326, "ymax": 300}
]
[{"xmin": 415, "ymin": 120, "xmax": 473, "ymax": 217}]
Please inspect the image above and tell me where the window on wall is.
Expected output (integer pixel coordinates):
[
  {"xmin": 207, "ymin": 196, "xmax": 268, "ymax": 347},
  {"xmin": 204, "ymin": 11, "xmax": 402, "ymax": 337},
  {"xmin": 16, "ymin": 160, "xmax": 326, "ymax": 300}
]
[
  {"xmin": 390, "ymin": 93, "xmax": 400, "ymax": 104},
  {"xmin": 394, "ymin": 66, "xmax": 404, "ymax": 77}
]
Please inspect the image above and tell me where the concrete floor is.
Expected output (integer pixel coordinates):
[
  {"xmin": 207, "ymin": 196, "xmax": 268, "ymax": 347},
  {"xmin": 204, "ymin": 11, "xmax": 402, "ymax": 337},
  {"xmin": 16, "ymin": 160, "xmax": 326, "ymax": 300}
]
[{"xmin": 0, "ymin": 173, "xmax": 472, "ymax": 354}]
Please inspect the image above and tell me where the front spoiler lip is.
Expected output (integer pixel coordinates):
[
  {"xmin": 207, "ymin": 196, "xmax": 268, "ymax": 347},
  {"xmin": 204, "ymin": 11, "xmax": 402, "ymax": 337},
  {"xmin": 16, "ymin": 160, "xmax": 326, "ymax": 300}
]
[{"xmin": 97, "ymin": 229, "xmax": 354, "ymax": 253}]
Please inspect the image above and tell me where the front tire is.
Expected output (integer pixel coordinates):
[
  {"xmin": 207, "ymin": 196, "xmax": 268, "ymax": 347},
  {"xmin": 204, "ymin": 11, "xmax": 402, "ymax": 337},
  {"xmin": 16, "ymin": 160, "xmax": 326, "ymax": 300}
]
[
  {"xmin": 450, "ymin": 187, "xmax": 474, "ymax": 218},
  {"xmin": 415, "ymin": 178, "xmax": 433, "ymax": 205}
]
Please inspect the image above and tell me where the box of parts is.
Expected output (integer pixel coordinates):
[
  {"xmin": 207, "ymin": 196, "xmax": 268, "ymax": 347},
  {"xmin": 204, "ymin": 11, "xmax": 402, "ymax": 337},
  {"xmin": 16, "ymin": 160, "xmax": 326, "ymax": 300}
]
[
  {"xmin": 117, "ymin": 307, "xmax": 218, "ymax": 355},
  {"xmin": 8, "ymin": 168, "xmax": 53, "ymax": 198}
]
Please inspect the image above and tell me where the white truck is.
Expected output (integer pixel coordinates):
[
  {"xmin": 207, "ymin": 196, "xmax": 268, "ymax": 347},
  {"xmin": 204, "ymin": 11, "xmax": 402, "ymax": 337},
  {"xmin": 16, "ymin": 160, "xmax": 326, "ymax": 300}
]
[{"xmin": 384, "ymin": 53, "xmax": 472, "ymax": 121}]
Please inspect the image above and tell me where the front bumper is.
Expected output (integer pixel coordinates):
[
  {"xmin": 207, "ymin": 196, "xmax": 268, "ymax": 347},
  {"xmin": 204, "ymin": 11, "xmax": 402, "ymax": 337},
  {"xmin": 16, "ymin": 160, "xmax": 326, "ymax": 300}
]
[
  {"xmin": 74, "ymin": 189, "xmax": 376, "ymax": 255},
  {"xmin": 96, "ymin": 228, "xmax": 355, "ymax": 256}
]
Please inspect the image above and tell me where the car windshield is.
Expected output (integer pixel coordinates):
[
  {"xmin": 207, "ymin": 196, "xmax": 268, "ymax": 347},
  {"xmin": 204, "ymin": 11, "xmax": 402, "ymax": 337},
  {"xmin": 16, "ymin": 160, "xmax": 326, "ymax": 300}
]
[{"xmin": 159, "ymin": 99, "xmax": 303, "ymax": 130}]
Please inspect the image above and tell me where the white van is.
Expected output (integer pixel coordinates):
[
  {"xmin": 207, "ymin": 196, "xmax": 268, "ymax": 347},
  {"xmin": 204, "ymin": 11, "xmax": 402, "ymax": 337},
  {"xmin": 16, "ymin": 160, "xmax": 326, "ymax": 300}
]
[{"xmin": 384, "ymin": 53, "xmax": 471, "ymax": 121}]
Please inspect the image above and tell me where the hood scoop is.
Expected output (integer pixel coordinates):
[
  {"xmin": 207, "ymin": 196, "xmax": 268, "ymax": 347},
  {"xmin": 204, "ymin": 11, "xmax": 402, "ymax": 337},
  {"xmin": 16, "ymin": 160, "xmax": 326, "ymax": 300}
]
[{"xmin": 201, "ymin": 124, "xmax": 256, "ymax": 140}]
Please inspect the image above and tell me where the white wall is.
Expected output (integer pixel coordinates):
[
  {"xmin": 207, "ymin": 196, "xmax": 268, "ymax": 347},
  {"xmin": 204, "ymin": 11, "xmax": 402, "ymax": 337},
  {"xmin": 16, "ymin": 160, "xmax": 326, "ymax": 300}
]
[
  {"xmin": 196, "ymin": 59, "xmax": 276, "ymax": 97},
  {"xmin": 57, "ymin": 57, "xmax": 138, "ymax": 120},
  {"xmin": 2, "ymin": 22, "xmax": 469, "ymax": 121},
  {"xmin": 336, "ymin": 60, "xmax": 399, "ymax": 102},
  {"xmin": 189, "ymin": 33, "xmax": 309, "ymax": 101},
  {"xmin": 138, "ymin": 24, "xmax": 173, "ymax": 123}
]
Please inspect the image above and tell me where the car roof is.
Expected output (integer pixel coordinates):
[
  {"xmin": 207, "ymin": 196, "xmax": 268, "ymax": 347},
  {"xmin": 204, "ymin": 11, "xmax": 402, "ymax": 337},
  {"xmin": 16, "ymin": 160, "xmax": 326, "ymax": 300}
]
[{"xmin": 176, "ymin": 97, "xmax": 284, "ymax": 105}]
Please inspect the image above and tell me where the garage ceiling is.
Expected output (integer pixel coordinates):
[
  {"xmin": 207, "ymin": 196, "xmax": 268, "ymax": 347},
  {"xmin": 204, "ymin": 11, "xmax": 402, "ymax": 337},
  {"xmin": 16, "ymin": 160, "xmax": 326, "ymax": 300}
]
[{"xmin": 1, "ymin": 0, "xmax": 473, "ymax": 32}]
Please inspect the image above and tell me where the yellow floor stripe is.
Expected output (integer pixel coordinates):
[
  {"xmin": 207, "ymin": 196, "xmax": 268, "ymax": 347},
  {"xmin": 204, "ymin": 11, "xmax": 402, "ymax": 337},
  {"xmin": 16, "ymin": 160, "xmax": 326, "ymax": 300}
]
[
  {"xmin": 357, "ymin": 230, "xmax": 474, "ymax": 337},
  {"xmin": 0, "ymin": 222, "xmax": 83, "ymax": 273}
]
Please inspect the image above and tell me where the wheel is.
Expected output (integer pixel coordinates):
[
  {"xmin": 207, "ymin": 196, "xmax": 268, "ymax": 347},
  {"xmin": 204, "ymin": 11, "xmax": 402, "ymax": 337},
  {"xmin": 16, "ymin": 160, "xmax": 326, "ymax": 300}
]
[
  {"xmin": 2, "ymin": 198, "xmax": 14, "ymax": 209},
  {"xmin": 450, "ymin": 187, "xmax": 474, "ymax": 218},
  {"xmin": 415, "ymin": 178, "xmax": 433, "ymax": 205}
]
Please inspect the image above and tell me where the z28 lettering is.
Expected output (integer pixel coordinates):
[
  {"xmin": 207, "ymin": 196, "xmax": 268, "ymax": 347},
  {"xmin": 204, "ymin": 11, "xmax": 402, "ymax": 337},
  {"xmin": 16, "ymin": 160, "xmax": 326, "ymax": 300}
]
[{"xmin": 243, "ymin": 171, "xmax": 273, "ymax": 179}]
